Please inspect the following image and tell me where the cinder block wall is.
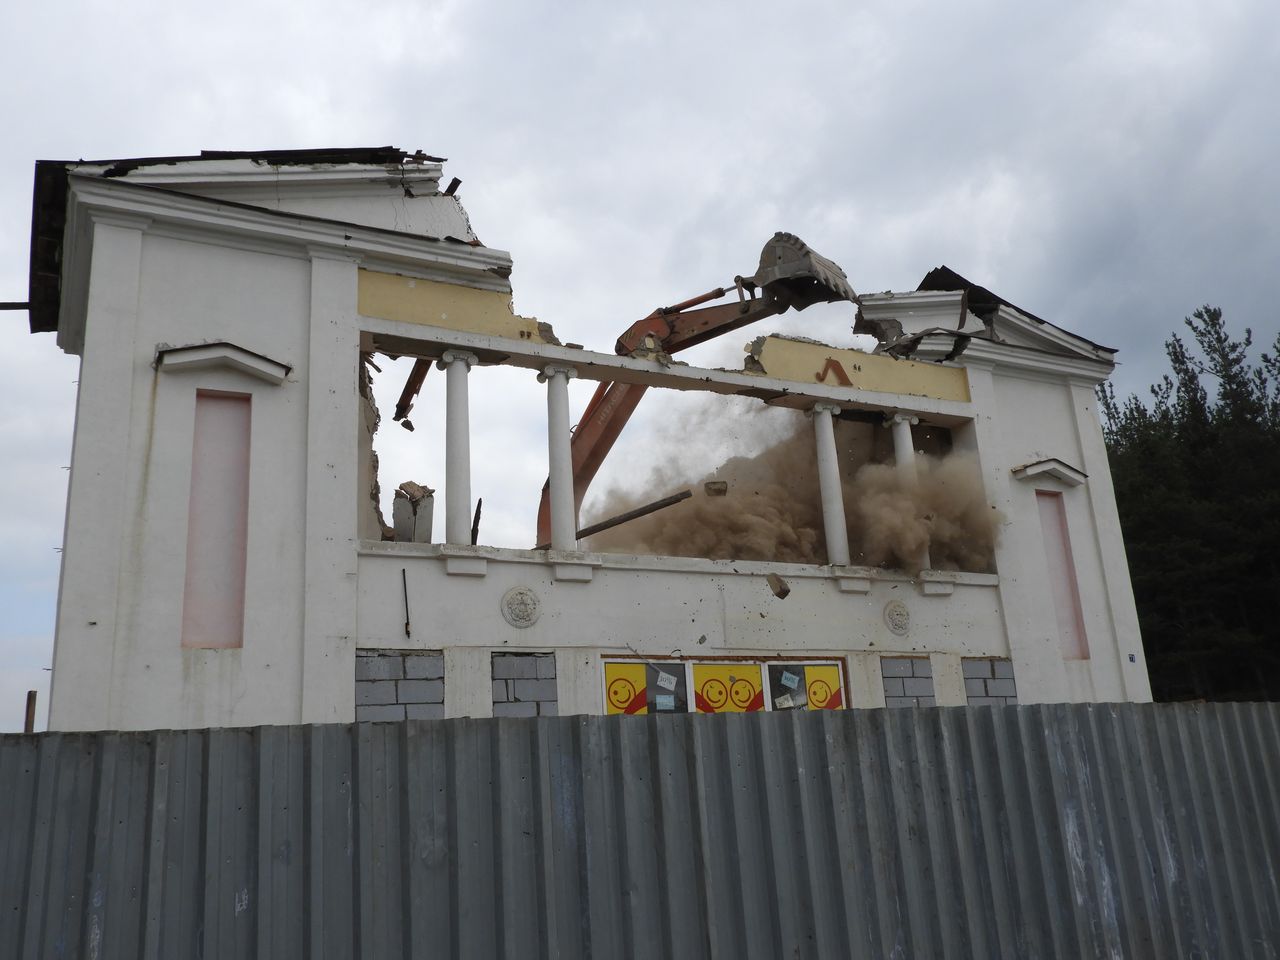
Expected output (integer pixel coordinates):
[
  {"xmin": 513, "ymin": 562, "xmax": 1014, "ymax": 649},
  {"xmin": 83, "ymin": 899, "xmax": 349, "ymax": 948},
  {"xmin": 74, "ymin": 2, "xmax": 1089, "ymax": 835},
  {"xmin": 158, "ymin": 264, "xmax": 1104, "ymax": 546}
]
[
  {"xmin": 355, "ymin": 650, "xmax": 445, "ymax": 720},
  {"xmin": 491, "ymin": 653, "xmax": 558, "ymax": 717}
]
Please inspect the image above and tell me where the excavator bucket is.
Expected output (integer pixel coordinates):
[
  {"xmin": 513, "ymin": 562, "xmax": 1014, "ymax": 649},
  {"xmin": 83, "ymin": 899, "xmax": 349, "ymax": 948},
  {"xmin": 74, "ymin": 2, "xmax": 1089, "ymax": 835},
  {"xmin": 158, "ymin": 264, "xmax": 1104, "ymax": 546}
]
[{"xmin": 749, "ymin": 232, "xmax": 858, "ymax": 310}]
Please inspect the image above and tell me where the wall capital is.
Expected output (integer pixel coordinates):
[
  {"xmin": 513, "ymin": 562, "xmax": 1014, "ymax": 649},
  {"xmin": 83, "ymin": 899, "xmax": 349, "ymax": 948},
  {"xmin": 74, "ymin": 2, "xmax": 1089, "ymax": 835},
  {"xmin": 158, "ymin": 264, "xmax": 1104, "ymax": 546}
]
[
  {"xmin": 89, "ymin": 210, "xmax": 153, "ymax": 232},
  {"xmin": 537, "ymin": 364, "xmax": 578, "ymax": 383},
  {"xmin": 437, "ymin": 349, "xmax": 480, "ymax": 371}
]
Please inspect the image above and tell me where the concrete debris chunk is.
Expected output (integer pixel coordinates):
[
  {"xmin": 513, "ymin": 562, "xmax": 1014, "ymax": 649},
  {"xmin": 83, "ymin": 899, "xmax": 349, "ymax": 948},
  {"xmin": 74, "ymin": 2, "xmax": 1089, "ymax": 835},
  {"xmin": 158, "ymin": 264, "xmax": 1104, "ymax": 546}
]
[
  {"xmin": 766, "ymin": 573, "xmax": 791, "ymax": 599},
  {"xmin": 393, "ymin": 481, "xmax": 435, "ymax": 542},
  {"xmin": 397, "ymin": 481, "xmax": 433, "ymax": 503},
  {"xmin": 704, "ymin": 481, "xmax": 728, "ymax": 497}
]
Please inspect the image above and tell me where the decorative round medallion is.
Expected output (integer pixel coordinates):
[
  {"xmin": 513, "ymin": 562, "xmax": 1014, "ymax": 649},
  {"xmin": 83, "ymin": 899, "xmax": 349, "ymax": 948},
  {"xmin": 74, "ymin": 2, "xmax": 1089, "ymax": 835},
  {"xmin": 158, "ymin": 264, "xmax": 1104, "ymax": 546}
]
[
  {"xmin": 883, "ymin": 599, "xmax": 910, "ymax": 636},
  {"xmin": 501, "ymin": 587, "xmax": 541, "ymax": 628}
]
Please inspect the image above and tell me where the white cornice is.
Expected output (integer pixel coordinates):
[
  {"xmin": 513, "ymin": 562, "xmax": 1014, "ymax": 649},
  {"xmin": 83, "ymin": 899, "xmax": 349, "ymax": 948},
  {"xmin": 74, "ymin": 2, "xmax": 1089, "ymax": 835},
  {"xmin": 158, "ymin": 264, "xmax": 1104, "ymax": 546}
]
[
  {"xmin": 860, "ymin": 291, "xmax": 966, "ymax": 329},
  {"xmin": 56, "ymin": 176, "xmax": 513, "ymax": 355},
  {"xmin": 65, "ymin": 176, "xmax": 512, "ymax": 288},
  {"xmin": 861, "ymin": 290, "xmax": 965, "ymax": 311},
  {"xmin": 66, "ymin": 158, "xmax": 444, "ymax": 193},
  {"xmin": 904, "ymin": 329, "xmax": 1116, "ymax": 386},
  {"xmin": 992, "ymin": 305, "xmax": 1114, "ymax": 362},
  {"xmin": 958, "ymin": 337, "xmax": 1114, "ymax": 384}
]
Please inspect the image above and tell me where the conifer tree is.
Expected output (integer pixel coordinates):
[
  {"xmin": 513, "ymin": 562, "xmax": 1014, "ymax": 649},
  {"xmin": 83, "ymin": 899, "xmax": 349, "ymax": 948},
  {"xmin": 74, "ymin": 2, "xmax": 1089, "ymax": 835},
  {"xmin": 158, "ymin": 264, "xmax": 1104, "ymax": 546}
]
[{"xmin": 1098, "ymin": 307, "xmax": 1280, "ymax": 700}]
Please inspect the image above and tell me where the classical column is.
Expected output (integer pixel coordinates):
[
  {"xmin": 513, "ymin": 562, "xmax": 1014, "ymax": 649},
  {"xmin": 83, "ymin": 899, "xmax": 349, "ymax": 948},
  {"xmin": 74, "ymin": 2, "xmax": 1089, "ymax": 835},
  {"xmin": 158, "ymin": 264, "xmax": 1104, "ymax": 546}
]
[
  {"xmin": 812, "ymin": 402, "xmax": 851, "ymax": 567},
  {"xmin": 889, "ymin": 411, "xmax": 919, "ymax": 478},
  {"xmin": 539, "ymin": 364, "xmax": 579, "ymax": 551},
  {"xmin": 887, "ymin": 411, "xmax": 929, "ymax": 569},
  {"xmin": 437, "ymin": 350, "xmax": 479, "ymax": 544}
]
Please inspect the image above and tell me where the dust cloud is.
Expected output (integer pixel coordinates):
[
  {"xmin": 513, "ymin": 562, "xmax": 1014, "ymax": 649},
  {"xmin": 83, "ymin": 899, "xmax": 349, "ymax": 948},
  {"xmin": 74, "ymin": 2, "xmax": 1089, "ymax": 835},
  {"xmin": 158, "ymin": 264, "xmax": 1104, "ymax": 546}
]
[{"xmin": 584, "ymin": 406, "xmax": 998, "ymax": 574}]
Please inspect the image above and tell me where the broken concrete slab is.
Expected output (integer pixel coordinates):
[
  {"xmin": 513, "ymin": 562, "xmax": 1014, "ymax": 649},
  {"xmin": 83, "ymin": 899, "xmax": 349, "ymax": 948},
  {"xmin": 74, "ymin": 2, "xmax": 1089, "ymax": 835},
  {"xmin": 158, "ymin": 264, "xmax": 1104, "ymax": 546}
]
[{"xmin": 393, "ymin": 481, "xmax": 435, "ymax": 542}]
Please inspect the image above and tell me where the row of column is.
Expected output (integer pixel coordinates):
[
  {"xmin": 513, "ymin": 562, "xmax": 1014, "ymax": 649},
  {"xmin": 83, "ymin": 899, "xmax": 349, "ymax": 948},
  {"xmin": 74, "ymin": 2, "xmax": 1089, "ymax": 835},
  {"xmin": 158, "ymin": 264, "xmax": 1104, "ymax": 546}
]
[
  {"xmin": 438, "ymin": 351, "xmax": 579, "ymax": 551},
  {"xmin": 438, "ymin": 349, "xmax": 926, "ymax": 569},
  {"xmin": 812, "ymin": 406, "xmax": 927, "ymax": 569}
]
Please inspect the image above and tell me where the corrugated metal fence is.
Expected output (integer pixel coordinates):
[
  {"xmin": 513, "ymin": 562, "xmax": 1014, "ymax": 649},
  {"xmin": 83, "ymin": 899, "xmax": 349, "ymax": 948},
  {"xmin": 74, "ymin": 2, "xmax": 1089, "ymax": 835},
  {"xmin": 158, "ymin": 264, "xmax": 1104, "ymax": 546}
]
[{"xmin": 2, "ymin": 702, "xmax": 1278, "ymax": 958}]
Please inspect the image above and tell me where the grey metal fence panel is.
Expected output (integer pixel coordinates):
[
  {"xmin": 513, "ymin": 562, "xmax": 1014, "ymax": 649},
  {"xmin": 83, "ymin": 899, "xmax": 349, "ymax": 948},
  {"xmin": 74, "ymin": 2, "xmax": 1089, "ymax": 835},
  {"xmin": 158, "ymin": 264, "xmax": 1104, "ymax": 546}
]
[{"xmin": 2, "ymin": 702, "xmax": 1278, "ymax": 959}]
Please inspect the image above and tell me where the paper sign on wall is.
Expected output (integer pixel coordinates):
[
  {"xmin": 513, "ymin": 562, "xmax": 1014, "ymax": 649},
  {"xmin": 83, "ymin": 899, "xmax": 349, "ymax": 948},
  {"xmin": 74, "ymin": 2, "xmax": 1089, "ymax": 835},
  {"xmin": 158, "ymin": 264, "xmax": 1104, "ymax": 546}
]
[
  {"xmin": 604, "ymin": 661, "xmax": 689, "ymax": 714},
  {"xmin": 768, "ymin": 663, "xmax": 844, "ymax": 711}
]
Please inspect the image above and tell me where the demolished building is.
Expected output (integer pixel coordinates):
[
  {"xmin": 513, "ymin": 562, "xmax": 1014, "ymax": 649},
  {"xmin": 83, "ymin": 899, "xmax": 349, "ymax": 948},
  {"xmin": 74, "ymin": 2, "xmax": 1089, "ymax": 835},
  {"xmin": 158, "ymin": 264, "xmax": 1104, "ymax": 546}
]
[{"xmin": 25, "ymin": 147, "xmax": 1151, "ymax": 730}]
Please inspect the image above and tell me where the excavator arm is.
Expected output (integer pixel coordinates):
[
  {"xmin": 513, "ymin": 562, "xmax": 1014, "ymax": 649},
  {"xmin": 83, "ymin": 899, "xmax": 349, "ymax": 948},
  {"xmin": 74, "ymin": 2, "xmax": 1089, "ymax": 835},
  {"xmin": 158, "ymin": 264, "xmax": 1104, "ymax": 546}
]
[{"xmin": 535, "ymin": 232, "xmax": 857, "ymax": 547}]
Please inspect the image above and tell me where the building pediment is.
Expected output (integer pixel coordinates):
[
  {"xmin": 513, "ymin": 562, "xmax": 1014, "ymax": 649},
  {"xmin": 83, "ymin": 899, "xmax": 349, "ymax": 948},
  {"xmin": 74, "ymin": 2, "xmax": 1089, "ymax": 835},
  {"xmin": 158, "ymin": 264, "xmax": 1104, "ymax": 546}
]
[
  {"xmin": 916, "ymin": 265, "xmax": 1114, "ymax": 361},
  {"xmin": 982, "ymin": 304, "xmax": 1114, "ymax": 364}
]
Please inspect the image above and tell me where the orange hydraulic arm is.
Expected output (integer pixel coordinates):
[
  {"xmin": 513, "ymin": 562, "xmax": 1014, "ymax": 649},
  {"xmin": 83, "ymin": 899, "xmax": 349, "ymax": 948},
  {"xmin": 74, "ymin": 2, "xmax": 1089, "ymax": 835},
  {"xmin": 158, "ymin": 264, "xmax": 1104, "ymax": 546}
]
[{"xmin": 534, "ymin": 232, "xmax": 858, "ymax": 547}]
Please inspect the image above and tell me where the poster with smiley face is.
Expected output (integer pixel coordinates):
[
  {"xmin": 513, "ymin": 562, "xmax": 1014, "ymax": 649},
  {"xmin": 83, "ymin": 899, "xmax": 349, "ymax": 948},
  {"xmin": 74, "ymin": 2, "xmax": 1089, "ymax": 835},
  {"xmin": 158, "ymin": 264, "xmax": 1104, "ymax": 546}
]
[
  {"xmin": 692, "ymin": 663, "xmax": 765, "ymax": 713},
  {"xmin": 768, "ymin": 663, "xmax": 844, "ymax": 710},
  {"xmin": 604, "ymin": 661, "xmax": 689, "ymax": 715}
]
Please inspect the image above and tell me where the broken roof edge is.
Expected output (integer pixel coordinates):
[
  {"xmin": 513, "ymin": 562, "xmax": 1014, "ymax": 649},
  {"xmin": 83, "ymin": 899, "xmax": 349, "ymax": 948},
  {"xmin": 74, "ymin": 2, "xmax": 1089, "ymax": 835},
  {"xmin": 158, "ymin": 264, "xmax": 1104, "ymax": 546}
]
[
  {"xmin": 27, "ymin": 150, "xmax": 495, "ymax": 337},
  {"xmin": 91, "ymin": 146, "xmax": 445, "ymax": 177},
  {"xmin": 917, "ymin": 265, "xmax": 1116, "ymax": 355}
]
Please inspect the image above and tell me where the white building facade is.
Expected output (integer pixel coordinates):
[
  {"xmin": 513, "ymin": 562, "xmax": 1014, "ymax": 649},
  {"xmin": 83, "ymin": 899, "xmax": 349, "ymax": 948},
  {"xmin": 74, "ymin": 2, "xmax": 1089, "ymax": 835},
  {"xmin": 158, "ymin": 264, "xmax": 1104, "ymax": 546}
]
[{"xmin": 27, "ymin": 149, "xmax": 1151, "ymax": 731}]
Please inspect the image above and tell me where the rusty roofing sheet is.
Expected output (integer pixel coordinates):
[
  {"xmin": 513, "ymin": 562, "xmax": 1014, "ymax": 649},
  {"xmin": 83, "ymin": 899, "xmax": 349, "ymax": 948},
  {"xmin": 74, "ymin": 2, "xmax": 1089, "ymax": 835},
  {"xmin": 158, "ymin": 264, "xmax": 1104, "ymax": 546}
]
[{"xmin": 2, "ymin": 702, "xmax": 1278, "ymax": 958}]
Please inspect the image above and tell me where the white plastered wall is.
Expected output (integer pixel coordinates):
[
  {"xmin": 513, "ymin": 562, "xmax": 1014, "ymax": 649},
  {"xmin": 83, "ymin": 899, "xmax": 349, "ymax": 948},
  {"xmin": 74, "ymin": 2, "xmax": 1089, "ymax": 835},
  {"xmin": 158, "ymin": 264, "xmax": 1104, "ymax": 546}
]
[
  {"xmin": 50, "ymin": 225, "xmax": 315, "ymax": 729},
  {"xmin": 963, "ymin": 363, "xmax": 1151, "ymax": 705},
  {"xmin": 45, "ymin": 178, "xmax": 1150, "ymax": 730}
]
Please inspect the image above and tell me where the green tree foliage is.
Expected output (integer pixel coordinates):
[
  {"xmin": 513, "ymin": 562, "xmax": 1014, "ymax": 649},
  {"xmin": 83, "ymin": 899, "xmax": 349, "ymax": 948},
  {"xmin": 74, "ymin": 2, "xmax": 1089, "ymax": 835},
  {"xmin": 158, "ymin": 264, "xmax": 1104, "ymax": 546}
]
[{"xmin": 1098, "ymin": 307, "xmax": 1280, "ymax": 701}]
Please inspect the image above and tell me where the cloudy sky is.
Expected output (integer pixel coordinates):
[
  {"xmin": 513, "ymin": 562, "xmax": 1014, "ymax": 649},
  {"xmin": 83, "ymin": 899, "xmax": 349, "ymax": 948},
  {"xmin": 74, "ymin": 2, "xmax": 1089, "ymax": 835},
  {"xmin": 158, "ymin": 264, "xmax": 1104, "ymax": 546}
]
[{"xmin": 1, "ymin": 0, "xmax": 1277, "ymax": 730}]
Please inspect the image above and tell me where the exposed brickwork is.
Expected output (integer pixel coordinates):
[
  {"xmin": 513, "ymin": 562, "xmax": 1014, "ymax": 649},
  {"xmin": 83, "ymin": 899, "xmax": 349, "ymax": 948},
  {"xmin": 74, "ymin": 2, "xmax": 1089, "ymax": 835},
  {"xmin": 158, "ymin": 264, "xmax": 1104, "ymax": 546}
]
[
  {"xmin": 881, "ymin": 656, "xmax": 935, "ymax": 708},
  {"xmin": 355, "ymin": 650, "xmax": 445, "ymax": 721},
  {"xmin": 492, "ymin": 653, "xmax": 558, "ymax": 717},
  {"xmin": 963, "ymin": 657, "xmax": 1018, "ymax": 706}
]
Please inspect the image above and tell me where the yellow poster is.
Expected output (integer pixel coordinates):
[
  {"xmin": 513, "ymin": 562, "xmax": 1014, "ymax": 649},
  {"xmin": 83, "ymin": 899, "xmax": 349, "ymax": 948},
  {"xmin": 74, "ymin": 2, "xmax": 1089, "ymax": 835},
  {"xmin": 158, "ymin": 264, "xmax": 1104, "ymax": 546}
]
[
  {"xmin": 804, "ymin": 664, "xmax": 844, "ymax": 710},
  {"xmin": 693, "ymin": 663, "xmax": 765, "ymax": 713},
  {"xmin": 769, "ymin": 662, "xmax": 846, "ymax": 710},
  {"xmin": 604, "ymin": 661, "xmax": 648, "ymax": 715}
]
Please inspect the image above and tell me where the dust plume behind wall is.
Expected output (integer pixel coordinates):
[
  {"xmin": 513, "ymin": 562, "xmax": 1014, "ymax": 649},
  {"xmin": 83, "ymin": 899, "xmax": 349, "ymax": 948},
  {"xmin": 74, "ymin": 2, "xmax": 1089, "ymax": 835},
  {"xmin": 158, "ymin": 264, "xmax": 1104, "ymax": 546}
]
[
  {"xmin": 584, "ymin": 399, "xmax": 998, "ymax": 574},
  {"xmin": 844, "ymin": 454, "xmax": 999, "ymax": 573}
]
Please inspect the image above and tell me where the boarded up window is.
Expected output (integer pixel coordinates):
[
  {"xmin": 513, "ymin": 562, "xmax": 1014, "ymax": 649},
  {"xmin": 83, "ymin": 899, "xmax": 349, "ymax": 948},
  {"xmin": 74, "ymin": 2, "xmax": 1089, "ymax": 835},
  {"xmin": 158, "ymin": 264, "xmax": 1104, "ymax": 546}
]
[
  {"xmin": 1036, "ymin": 490, "xmax": 1089, "ymax": 660},
  {"xmin": 182, "ymin": 392, "xmax": 251, "ymax": 648}
]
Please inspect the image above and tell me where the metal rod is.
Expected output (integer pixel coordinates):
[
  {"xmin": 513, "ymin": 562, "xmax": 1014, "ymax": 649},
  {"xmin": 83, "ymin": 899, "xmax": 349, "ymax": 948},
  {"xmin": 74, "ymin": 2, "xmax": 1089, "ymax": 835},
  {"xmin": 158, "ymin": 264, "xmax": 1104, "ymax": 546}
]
[
  {"xmin": 536, "ymin": 489, "xmax": 692, "ymax": 549},
  {"xmin": 470, "ymin": 498, "xmax": 483, "ymax": 546},
  {"xmin": 24, "ymin": 690, "xmax": 36, "ymax": 733},
  {"xmin": 659, "ymin": 286, "xmax": 729, "ymax": 315},
  {"xmin": 401, "ymin": 568, "xmax": 411, "ymax": 639},
  {"xmin": 1, "ymin": 302, "xmax": 31, "ymax": 311}
]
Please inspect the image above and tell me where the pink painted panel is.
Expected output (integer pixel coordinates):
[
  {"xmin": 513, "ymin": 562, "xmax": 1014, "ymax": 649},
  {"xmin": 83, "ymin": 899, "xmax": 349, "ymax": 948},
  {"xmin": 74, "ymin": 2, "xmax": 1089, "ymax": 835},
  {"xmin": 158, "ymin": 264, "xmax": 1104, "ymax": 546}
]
[
  {"xmin": 1036, "ymin": 490, "xmax": 1090, "ymax": 660},
  {"xmin": 182, "ymin": 392, "xmax": 251, "ymax": 648}
]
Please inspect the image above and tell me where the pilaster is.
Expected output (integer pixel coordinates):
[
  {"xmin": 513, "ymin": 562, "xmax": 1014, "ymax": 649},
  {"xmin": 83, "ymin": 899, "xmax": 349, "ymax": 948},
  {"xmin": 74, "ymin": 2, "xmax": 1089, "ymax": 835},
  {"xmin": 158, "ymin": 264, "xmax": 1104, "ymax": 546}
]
[
  {"xmin": 300, "ymin": 249, "xmax": 361, "ymax": 723},
  {"xmin": 49, "ymin": 220, "xmax": 145, "ymax": 729}
]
